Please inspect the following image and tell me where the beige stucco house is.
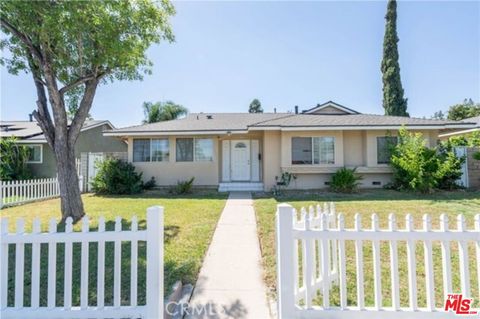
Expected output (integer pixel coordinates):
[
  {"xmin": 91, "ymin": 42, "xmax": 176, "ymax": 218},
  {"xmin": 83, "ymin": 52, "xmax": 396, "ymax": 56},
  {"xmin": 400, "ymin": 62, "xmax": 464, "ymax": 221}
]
[{"xmin": 104, "ymin": 101, "xmax": 473, "ymax": 191}]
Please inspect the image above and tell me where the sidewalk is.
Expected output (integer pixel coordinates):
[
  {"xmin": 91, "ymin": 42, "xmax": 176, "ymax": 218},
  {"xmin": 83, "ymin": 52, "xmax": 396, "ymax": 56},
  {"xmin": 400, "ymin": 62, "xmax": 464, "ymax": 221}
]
[{"xmin": 186, "ymin": 192, "xmax": 271, "ymax": 319}]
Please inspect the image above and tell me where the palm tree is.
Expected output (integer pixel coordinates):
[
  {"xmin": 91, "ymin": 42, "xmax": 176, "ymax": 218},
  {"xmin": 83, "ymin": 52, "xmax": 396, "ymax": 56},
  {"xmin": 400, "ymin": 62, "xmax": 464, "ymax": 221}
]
[{"xmin": 142, "ymin": 101, "xmax": 188, "ymax": 123}]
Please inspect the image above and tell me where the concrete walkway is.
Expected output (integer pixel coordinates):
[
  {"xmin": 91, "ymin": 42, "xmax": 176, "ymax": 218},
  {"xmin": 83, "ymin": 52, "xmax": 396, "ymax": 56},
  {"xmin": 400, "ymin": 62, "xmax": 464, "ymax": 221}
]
[{"xmin": 186, "ymin": 192, "xmax": 271, "ymax": 319}]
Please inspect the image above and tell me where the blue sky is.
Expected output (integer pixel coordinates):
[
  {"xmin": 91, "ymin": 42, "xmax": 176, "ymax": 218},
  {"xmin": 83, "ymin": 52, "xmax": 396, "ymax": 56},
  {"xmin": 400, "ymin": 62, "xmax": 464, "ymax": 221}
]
[{"xmin": 1, "ymin": 0, "xmax": 479, "ymax": 127}]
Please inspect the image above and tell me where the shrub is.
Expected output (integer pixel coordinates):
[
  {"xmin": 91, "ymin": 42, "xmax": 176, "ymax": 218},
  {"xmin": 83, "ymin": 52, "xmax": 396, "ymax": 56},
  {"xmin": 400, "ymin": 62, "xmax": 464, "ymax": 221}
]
[
  {"xmin": 0, "ymin": 137, "xmax": 31, "ymax": 180},
  {"xmin": 330, "ymin": 167, "xmax": 362, "ymax": 193},
  {"xmin": 172, "ymin": 177, "xmax": 195, "ymax": 194},
  {"xmin": 143, "ymin": 177, "xmax": 157, "ymax": 190},
  {"xmin": 91, "ymin": 158, "xmax": 143, "ymax": 194},
  {"xmin": 474, "ymin": 151, "xmax": 480, "ymax": 161},
  {"xmin": 390, "ymin": 128, "xmax": 463, "ymax": 193}
]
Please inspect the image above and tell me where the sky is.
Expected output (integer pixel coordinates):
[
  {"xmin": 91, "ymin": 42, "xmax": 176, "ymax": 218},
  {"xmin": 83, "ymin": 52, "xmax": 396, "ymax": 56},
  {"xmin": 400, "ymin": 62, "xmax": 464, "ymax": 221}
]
[{"xmin": 1, "ymin": 0, "xmax": 479, "ymax": 128}]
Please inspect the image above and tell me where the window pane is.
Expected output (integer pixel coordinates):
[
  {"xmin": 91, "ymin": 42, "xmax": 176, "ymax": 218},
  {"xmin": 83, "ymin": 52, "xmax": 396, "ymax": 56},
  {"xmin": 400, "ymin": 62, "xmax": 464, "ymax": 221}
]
[
  {"xmin": 133, "ymin": 139, "xmax": 150, "ymax": 162},
  {"xmin": 292, "ymin": 137, "xmax": 312, "ymax": 164},
  {"xmin": 176, "ymin": 138, "xmax": 193, "ymax": 162},
  {"xmin": 27, "ymin": 146, "xmax": 41, "ymax": 162},
  {"xmin": 195, "ymin": 138, "xmax": 213, "ymax": 161},
  {"xmin": 377, "ymin": 136, "xmax": 398, "ymax": 164},
  {"xmin": 313, "ymin": 137, "xmax": 335, "ymax": 164},
  {"xmin": 151, "ymin": 139, "xmax": 169, "ymax": 162}
]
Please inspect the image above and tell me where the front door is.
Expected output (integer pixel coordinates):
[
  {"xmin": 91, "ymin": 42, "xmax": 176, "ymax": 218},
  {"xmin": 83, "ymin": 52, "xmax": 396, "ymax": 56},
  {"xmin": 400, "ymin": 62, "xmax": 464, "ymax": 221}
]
[{"xmin": 231, "ymin": 140, "xmax": 251, "ymax": 181}]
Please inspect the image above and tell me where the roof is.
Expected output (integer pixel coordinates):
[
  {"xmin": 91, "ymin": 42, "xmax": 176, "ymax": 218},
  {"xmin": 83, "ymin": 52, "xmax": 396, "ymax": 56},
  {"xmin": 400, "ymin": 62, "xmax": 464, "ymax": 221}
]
[
  {"xmin": 0, "ymin": 120, "xmax": 114, "ymax": 142},
  {"xmin": 302, "ymin": 101, "xmax": 360, "ymax": 115},
  {"xmin": 439, "ymin": 115, "xmax": 480, "ymax": 138},
  {"xmin": 105, "ymin": 113, "xmax": 475, "ymax": 136}
]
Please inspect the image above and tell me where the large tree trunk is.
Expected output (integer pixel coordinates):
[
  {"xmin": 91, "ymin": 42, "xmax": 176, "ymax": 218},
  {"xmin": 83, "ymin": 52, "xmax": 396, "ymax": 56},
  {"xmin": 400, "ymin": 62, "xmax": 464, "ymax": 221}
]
[{"xmin": 55, "ymin": 140, "xmax": 84, "ymax": 223}]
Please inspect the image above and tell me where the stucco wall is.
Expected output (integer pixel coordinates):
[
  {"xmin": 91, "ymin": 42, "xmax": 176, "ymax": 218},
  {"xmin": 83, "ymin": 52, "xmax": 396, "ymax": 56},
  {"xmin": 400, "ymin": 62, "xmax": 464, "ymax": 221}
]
[
  {"xmin": 262, "ymin": 131, "xmax": 282, "ymax": 190},
  {"xmin": 128, "ymin": 135, "xmax": 220, "ymax": 186},
  {"xmin": 467, "ymin": 147, "xmax": 480, "ymax": 189}
]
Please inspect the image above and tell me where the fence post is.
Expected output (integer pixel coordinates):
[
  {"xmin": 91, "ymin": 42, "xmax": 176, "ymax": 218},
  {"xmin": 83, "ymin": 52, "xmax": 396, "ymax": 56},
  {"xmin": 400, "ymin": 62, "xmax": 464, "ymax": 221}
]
[
  {"xmin": 276, "ymin": 203, "xmax": 295, "ymax": 319},
  {"xmin": 146, "ymin": 206, "xmax": 164, "ymax": 319}
]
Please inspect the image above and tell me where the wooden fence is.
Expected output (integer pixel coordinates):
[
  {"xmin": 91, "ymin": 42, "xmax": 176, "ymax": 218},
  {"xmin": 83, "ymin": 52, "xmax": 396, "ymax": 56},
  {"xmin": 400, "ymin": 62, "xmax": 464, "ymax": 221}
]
[
  {"xmin": 0, "ymin": 206, "xmax": 164, "ymax": 319},
  {"xmin": 0, "ymin": 176, "xmax": 83, "ymax": 208},
  {"xmin": 276, "ymin": 202, "xmax": 480, "ymax": 318}
]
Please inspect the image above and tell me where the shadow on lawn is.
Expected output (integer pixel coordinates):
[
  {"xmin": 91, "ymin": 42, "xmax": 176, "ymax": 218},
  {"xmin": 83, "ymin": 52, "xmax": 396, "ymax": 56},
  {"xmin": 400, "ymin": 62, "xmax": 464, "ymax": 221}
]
[
  {"xmin": 255, "ymin": 189, "xmax": 480, "ymax": 204},
  {"xmin": 89, "ymin": 189, "xmax": 228, "ymax": 201}
]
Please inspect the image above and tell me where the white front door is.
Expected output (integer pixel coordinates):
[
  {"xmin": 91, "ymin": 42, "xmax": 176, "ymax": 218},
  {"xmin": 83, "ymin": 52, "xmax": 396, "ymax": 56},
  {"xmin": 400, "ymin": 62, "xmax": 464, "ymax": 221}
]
[
  {"xmin": 231, "ymin": 140, "xmax": 251, "ymax": 181},
  {"xmin": 87, "ymin": 153, "xmax": 104, "ymax": 191}
]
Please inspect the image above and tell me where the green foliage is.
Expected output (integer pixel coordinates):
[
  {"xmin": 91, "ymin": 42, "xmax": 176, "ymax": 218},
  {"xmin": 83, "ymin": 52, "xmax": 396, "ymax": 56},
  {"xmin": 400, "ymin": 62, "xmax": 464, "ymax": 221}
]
[
  {"xmin": 473, "ymin": 152, "xmax": 480, "ymax": 161},
  {"xmin": 91, "ymin": 158, "xmax": 143, "ymax": 194},
  {"xmin": 1, "ymin": 1, "xmax": 175, "ymax": 85},
  {"xmin": 390, "ymin": 128, "xmax": 463, "ymax": 193},
  {"xmin": 330, "ymin": 167, "xmax": 363, "ymax": 193},
  {"xmin": 446, "ymin": 98, "xmax": 480, "ymax": 120},
  {"xmin": 142, "ymin": 101, "xmax": 188, "ymax": 123},
  {"xmin": 171, "ymin": 177, "xmax": 195, "ymax": 194},
  {"xmin": 143, "ymin": 177, "xmax": 157, "ymax": 190},
  {"xmin": 276, "ymin": 172, "xmax": 297, "ymax": 187},
  {"xmin": 431, "ymin": 110, "xmax": 445, "ymax": 120},
  {"xmin": 442, "ymin": 131, "xmax": 480, "ymax": 148},
  {"xmin": 248, "ymin": 99, "xmax": 263, "ymax": 113},
  {"xmin": 381, "ymin": 0, "xmax": 408, "ymax": 117},
  {"xmin": 0, "ymin": 137, "xmax": 32, "ymax": 181}
]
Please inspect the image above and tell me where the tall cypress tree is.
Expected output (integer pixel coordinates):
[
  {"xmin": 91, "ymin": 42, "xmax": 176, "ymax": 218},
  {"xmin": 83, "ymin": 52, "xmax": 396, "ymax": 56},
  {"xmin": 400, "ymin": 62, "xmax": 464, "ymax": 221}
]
[{"xmin": 381, "ymin": 0, "xmax": 409, "ymax": 117}]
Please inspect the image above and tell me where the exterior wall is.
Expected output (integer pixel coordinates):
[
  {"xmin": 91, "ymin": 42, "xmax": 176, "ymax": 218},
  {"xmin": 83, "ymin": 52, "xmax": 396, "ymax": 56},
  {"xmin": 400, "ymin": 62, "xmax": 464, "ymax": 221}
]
[
  {"xmin": 26, "ymin": 143, "xmax": 57, "ymax": 178},
  {"xmin": 309, "ymin": 106, "xmax": 349, "ymax": 115},
  {"xmin": 467, "ymin": 147, "xmax": 480, "ymax": 189},
  {"xmin": 24, "ymin": 124, "xmax": 127, "ymax": 179},
  {"xmin": 263, "ymin": 131, "xmax": 282, "ymax": 190},
  {"xmin": 74, "ymin": 124, "xmax": 127, "ymax": 157},
  {"xmin": 128, "ymin": 135, "xmax": 220, "ymax": 186},
  {"xmin": 343, "ymin": 130, "xmax": 365, "ymax": 166}
]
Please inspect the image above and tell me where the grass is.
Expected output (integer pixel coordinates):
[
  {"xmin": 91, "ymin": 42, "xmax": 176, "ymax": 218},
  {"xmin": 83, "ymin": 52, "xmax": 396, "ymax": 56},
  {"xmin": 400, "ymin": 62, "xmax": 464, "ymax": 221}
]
[
  {"xmin": 0, "ymin": 190, "xmax": 228, "ymax": 307},
  {"xmin": 254, "ymin": 189, "xmax": 480, "ymax": 309}
]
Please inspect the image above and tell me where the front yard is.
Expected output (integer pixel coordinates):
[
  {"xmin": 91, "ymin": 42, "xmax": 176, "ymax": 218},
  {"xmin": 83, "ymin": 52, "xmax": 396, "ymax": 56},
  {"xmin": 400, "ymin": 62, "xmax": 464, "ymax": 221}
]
[
  {"xmin": 254, "ymin": 189, "xmax": 480, "ymax": 308},
  {"xmin": 0, "ymin": 191, "xmax": 227, "ymax": 306}
]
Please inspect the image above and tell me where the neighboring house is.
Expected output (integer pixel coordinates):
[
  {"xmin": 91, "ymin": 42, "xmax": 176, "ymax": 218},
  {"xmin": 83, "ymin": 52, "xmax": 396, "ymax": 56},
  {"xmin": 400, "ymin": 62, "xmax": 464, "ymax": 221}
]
[
  {"xmin": 439, "ymin": 115, "xmax": 480, "ymax": 140},
  {"xmin": 104, "ymin": 101, "xmax": 474, "ymax": 191},
  {"xmin": 0, "ymin": 119, "xmax": 127, "ymax": 181}
]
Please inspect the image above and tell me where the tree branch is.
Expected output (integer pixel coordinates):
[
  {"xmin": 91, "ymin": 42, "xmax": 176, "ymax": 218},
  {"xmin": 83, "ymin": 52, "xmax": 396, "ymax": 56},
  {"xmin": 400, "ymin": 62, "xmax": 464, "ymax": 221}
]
[
  {"xmin": 68, "ymin": 79, "xmax": 98, "ymax": 148},
  {"xmin": 59, "ymin": 74, "xmax": 96, "ymax": 95},
  {"xmin": 0, "ymin": 17, "xmax": 43, "ymax": 64}
]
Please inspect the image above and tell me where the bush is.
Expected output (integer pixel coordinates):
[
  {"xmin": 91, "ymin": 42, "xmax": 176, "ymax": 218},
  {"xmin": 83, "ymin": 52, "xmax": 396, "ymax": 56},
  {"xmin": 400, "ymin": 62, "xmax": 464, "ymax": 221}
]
[
  {"xmin": 330, "ymin": 167, "xmax": 362, "ymax": 193},
  {"xmin": 0, "ymin": 137, "xmax": 31, "ymax": 180},
  {"xmin": 390, "ymin": 128, "xmax": 463, "ymax": 193},
  {"xmin": 172, "ymin": 177, "xmax": 195, "ymax": 194},
  {"xmin": 143, "ymin": 177, "xmax": 157, "ymax": 190},
  {"xmin": 91, "ymin": 158, "xmax": 143, "ymax": 194}
]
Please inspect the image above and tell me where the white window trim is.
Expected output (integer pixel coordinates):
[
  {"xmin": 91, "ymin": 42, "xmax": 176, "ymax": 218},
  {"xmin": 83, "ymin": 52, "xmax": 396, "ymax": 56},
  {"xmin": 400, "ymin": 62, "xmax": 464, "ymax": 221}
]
[
  {"xmin": 26, "ymin": 144, "xmax": 43, "ymax": 164},
  {"xmin": 176, "ymin": 138, "xmax": 214, "ymax": 162},
  {"xmin": 133, "ymin": 138, "xmax": 169, "ymax": 163},
  {"xmin": 292, "ymin": 137, "xmax": 335, "ymax": 165}
]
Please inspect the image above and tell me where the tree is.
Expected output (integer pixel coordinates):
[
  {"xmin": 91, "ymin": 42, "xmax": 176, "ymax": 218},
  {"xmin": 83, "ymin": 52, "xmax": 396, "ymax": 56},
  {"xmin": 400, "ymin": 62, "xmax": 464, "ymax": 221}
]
[
  {"xmin": 1, "ymin": 1, "xmax": 174, "ymax": 222},
  {"xmin": 248, "ymin": 99, "xmax": 263, "ymax": 113},
  {"xmin": 381, "ymin": 0, "xmax": 408, "ymax": 117},
  {"xmin": 431, "ymin": 110, "xmax": 445, "ymax": 120},
  {"xmin": 142, "ymin": 101, "xmax": 188, "ymax": 124},
  {"xmin": 446, "ymin": 98, "xmax": 480, "ymax": 120},
  {"xmin": 0, "ymin": 137, "xmax": 32, "ymax": 181}
]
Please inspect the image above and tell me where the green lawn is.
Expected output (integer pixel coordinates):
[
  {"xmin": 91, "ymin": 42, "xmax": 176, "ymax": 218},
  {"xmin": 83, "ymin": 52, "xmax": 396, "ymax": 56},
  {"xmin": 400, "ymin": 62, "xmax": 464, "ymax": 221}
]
[
  {"xmin": 0, "ymin": 190, "xmax": 227, "ymax": 307},
  {"xmin": 254, "ymin": 189, "xmax": 480, "ymax": 309}
]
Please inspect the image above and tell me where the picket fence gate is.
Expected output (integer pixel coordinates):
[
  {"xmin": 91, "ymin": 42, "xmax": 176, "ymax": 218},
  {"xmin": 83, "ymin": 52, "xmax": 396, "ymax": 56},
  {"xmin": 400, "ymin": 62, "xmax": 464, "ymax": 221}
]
[
  {"xmin": 0, "ymin": 176, "xmax": 83, "ymax": 209},
  {"xmin": 276, "ymin": 202, "xmax": 480, "ymax": 319},
  {"xmin": 0, "ymin": 206, "xmax": 164, "ymax": 319}
]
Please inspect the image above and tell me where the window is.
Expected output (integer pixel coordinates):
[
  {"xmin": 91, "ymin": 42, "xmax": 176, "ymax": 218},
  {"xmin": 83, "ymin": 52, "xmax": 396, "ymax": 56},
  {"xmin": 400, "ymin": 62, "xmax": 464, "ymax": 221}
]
[
  {"xmin": 26, "ymin": 145, "xmax": 42, "ymax": 163},
  {"xmin": 313, "ymin": 137, "xmax": 335, "ymax": 164},
  {"xmin": 176, "ymin": 138, "xmax": 213, "ymax": 162},
  {"xmin": 151, "ymin": 139, "xmax": 169, "ymax": 162},
  {"xmin": 377, "ymin": 136, "xmax": 398, "ymax": 164},
  {"xmin": 133, "ymin": 139, "xmax": 151, "ymax": 162},
  {"xmin": 133, "ymin": 138, "xmax": 169, "ymax": 162},
  {"xmin": 292, "ymin": 137, "xmax": 335, "ymax": 165},
  {"xmin": 292, "ymin": 137, "xmax": 312, "ymax": 164}
]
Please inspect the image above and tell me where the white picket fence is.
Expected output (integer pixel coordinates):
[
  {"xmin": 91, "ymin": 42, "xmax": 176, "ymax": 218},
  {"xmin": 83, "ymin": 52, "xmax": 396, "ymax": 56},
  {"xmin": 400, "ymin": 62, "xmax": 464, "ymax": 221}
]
[
  {"xmin": 0, "ymin": 176, "xmax": 83, "ymax": 209},
  {"xmin": 0, "ymin": 206, "xmax": 164, "ymax": 319},
  {"xmin": 276, "ymin": 202, "xmax": 480, "ymax": 318}
]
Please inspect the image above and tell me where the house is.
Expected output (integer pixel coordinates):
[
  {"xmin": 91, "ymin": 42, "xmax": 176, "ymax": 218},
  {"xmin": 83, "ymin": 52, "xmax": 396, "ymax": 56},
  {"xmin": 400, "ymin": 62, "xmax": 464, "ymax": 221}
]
[
  {"xmin": 0, "ymin": 119, "xmax": 127, "ymax": 183},
  {"xmin": 439, "ymin": 115, "xmax": 480, "ymax": 140},
  {"xmin": 103, "ymin": 101, "xmax": 474, "ymax": 191}
]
